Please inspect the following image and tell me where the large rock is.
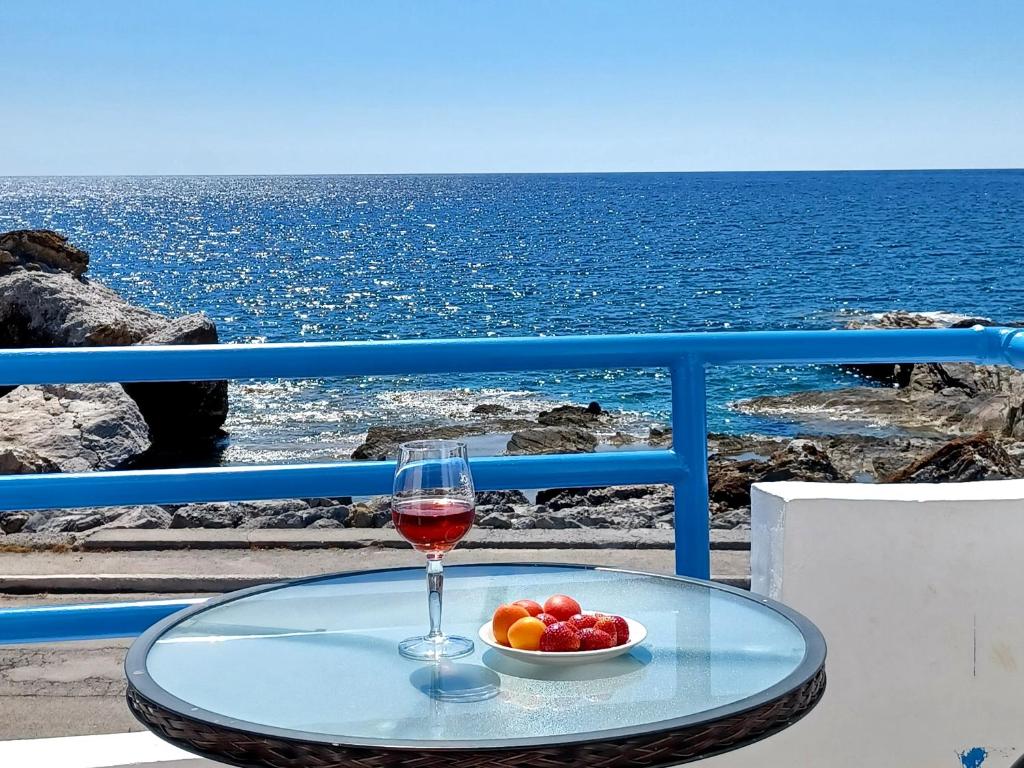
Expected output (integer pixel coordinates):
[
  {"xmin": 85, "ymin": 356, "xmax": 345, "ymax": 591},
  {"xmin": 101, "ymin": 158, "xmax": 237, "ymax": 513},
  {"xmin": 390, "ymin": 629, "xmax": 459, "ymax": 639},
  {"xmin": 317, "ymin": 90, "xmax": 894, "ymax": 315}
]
[
  {"xmin": 884, "ymin": 434, "xmax": 1024, "ymax": 483},
  {"xmin": 123, "ymin": 314, "xmax": 229, "ymax": 443},
  {"xmin": 0, "ymin": 230, "xmax": 230, "ymax": 447},
  {"xmin": 537, "ymin": 402, "xmax": 603, "ymax": 428},
  {"xmin": 0, "ymin": 384, "xmax": 150, "ymax": 473},
  {"xmin": 352, "ymin": 425, "xmax": 487, "ymax": 461},
  {"xmin": 0, "ymin": 230, "xmax": 89, "ymax": 276},
  {"xmin": 709, "ymin": 440, "xmax": 845, "ymax": 509},
  {"xmin": 506, "ymin": 426, "xmax": 598, "ymax": 455},
  {"xmin": 0, "ymin": 269, "xmax": 166, "ymax": 346}
]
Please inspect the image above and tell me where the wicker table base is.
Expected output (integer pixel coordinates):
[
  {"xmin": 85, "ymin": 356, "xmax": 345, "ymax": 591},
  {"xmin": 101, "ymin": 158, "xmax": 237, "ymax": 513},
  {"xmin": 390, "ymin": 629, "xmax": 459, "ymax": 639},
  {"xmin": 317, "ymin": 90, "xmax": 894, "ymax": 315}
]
[{"xmin": 128, "ymin": 667, "xmax": 825, "ymax": 768}]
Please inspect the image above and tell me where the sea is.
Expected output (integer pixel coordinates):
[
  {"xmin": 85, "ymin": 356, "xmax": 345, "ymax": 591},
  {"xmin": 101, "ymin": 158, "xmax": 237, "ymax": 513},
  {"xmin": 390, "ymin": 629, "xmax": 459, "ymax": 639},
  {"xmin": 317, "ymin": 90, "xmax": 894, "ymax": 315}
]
[{"xmin": 1, "ymin": 170, "xmax": 1021, "ymax": 465}]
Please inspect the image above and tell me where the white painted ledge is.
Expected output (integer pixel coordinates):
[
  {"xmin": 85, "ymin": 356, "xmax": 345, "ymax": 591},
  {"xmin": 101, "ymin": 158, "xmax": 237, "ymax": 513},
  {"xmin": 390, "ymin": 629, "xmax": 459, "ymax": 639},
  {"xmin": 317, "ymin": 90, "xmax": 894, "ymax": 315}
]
[
  {"xmin": 0, "ymin": 732, "xmax": 222, "ymax": 767},
  {"xmin": 702, "ymin": 479, "xmax": 1024, "ymax": 767}
]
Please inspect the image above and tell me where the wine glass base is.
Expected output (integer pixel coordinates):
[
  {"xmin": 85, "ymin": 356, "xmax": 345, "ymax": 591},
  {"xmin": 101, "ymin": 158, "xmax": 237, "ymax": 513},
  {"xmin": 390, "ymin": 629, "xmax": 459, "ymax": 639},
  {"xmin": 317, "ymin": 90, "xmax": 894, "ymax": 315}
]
[{"xmin": 398, "ymin": 634, "xmax": 475, "ymax": 661}]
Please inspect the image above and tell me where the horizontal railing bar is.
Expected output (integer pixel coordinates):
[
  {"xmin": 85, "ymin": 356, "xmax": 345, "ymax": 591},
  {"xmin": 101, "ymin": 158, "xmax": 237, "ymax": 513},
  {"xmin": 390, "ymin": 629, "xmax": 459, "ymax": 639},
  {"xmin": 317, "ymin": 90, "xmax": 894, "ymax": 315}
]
[
  {"xmin": 0, "ymin": 327, "xmax": 1020, "ymax": 385},
  {"xmin": 0, "ymin": 599, "xmax": 205, "ymax": 645},
  {"xmin": 0, "ymin": 451, "xmax": 684, "ymax": 512}
]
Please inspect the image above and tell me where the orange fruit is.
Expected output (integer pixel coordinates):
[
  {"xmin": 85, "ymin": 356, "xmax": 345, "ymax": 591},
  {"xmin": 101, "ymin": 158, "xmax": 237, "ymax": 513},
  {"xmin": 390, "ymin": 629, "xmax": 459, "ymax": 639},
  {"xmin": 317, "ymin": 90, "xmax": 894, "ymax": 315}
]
[
  {"xmin": 492, "ymin": 604, "xmax": 530, "ymax": 646},
  {"xmin": 513, "ymin": 599, "xmax": 544, "ymax": 617},
  {"xmin": 507, "ymin": 616, "xmax": 547, "ymax": 650}
]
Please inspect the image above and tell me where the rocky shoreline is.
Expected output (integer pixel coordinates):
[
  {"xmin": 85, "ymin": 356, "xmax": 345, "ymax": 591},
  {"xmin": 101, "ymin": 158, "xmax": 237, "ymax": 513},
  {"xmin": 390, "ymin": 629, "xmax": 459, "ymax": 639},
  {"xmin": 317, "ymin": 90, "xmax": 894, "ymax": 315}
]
[{"xmin": 2, "ymin": 231, "xmax": 1023, "ymax": 538}]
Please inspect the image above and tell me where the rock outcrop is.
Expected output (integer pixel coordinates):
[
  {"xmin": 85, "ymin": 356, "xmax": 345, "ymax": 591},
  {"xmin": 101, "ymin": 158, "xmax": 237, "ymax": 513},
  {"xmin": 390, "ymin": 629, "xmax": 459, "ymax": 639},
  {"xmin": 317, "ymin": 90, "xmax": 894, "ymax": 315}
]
[
  {"xmin": 0, "ymin": 230, "xmax": 89, "ymax": 277},
  {"xmin": 506, "ymin": 426, "xmax": 598, "ymax": 455},
  {"xmin": 0, "ymin": 230, "xmax": 228, "ymax": 451},
  {"xmin": 884, "ymin": 434, "xmax": 1024, "ymax": 483}
]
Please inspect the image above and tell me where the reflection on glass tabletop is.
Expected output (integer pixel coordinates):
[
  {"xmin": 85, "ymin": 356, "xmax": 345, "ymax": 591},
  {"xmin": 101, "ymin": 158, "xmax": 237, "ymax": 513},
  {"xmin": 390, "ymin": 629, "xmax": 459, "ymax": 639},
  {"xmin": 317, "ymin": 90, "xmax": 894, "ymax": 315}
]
[{"xmin": 127, "ymin": 564, "xmax": 824, "ymax": 750}]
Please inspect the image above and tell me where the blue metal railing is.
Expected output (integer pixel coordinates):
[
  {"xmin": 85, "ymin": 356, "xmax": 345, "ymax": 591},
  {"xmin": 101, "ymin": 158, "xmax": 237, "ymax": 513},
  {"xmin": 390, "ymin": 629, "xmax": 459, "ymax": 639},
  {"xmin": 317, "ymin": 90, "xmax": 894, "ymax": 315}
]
[{"xmin": 2, "ymin": 326, "xmax": 1023, "ymax": 644}]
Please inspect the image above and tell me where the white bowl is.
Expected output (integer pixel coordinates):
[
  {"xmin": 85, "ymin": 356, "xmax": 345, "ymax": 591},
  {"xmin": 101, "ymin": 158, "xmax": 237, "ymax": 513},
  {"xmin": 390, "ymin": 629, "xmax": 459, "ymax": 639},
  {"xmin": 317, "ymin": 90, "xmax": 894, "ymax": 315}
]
[{"xmin": 478, "ymin": 614, "xmax": 647, "ymax": 666}]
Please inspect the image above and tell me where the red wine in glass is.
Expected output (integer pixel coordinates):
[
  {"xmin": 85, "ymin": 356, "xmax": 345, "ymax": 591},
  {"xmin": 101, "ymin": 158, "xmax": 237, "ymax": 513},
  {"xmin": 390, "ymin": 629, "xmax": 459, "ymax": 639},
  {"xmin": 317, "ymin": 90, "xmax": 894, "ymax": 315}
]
[
  {"xmin": 392, "ymin": 439, "xmax": 477, "ymax": 661},
  {"xmin": 391, "ymin": 498, "xmax": 475, "ymax": 557}
]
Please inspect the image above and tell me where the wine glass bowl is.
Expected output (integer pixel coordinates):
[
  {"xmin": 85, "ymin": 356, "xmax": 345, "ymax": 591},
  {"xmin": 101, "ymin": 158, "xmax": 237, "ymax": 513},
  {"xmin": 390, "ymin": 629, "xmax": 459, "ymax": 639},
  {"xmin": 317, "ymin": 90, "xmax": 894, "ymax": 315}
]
[{"xmin": 392, "ymin": 440, "xmax": 476, "ymax": 661}]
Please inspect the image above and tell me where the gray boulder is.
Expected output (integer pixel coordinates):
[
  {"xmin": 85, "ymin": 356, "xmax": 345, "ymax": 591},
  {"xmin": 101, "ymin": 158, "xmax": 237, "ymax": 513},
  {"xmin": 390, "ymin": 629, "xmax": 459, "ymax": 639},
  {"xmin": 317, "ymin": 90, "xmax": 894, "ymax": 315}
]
[
  {"xmin": 170, "ymin": 502, "xmax": 242, "ymax": 529},
  {"xmin": 99, "ymin": 505, "xmax": 173, "ymax": 530},
  {"xmin": 0, "ymin": 384, "xmax": 150, "ymax": 473},
  {"xmin": 506, "ymin": 426, "xmax": 597, "ymax": 455},
  {"xmin": 21, "ymin": 507, "xmax": 124, "ymax": 533},
  {"xmin": 0, "ymin": 269, "xmax": 166, "ymax": 347}
]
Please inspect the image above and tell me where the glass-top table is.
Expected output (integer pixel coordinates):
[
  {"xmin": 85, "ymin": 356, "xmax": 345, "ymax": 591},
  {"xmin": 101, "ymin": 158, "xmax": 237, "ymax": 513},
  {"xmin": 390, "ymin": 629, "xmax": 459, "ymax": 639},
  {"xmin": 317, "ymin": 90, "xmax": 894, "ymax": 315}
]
[{"xmin": 125, "ymin": 564, "xmax": 826, "ymax": 767}]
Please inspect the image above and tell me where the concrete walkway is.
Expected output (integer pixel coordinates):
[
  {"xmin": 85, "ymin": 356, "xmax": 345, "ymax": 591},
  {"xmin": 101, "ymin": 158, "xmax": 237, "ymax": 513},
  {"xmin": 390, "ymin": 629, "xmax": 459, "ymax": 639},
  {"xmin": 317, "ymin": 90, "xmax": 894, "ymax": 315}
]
[{"xmin": 0, "ymin": 540, "xmax": 748, "ymax": 740}]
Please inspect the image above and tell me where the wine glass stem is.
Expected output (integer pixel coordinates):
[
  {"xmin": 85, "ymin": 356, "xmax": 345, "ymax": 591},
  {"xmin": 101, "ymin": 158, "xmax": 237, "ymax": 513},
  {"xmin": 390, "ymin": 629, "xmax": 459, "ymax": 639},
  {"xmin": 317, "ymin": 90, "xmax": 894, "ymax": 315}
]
[{"xmin": 426, "ymin": 556, "xmax": 444, "ymax": 641}]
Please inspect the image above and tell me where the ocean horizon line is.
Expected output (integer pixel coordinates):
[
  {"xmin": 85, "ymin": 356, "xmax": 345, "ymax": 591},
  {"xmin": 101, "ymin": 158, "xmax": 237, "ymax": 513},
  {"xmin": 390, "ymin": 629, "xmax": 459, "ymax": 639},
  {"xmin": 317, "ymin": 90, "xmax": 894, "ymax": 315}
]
[{"xmin": 2, "ymin": 167, "xmax": 1022, "ymax": 179}]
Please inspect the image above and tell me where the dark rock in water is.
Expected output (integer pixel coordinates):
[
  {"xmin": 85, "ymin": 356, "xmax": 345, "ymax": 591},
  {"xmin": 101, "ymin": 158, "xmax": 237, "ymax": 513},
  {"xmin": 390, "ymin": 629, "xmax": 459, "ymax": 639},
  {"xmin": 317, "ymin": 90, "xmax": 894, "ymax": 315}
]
[
  {"xmin": 537, "ymin": 402, "xmax": 603, "ymax": 428},
  {"xmin": 352, "ymin": 424, "xmax": 486, "ymax": 461},
  {"xmin": 471, "ymin": 403, "xmax": 510, "ymax": 415},
  {"xmin": 0, "ymin": 384, "xmax": 150, "ymax": 473},
  {"xmin": 0, "ymin": 230, "xmax": 89, "ymax": 277},
  {"xmin": 648, "ymin": 426, "xmax": 672, "ymax": 447},
  {"xmin": 506, "ymin": 426, "xmax": 597, "ymax": 455},
  {"xmin": 884, "ymin": 434, "xmax": 1023, "ymax": 483},
  {"xmin": 123, "ymin": 314, "xmax": 229, "ymax": 444}
]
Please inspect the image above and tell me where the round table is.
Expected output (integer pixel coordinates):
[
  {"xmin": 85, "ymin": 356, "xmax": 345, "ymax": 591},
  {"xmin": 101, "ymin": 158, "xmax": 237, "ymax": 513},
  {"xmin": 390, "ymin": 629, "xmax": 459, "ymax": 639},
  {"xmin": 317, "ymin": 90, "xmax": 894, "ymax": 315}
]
[{"xmin": 125, "ymin": 564, "xmax": 826, "ymax": 768}]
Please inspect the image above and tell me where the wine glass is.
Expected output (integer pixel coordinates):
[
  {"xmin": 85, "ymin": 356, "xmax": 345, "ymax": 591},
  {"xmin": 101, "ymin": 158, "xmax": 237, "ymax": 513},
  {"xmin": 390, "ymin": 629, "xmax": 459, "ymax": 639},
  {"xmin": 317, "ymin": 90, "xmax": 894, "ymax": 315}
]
[{"xmin": 392, "ymin": 440, "xmax": 476, "ymax": 660}]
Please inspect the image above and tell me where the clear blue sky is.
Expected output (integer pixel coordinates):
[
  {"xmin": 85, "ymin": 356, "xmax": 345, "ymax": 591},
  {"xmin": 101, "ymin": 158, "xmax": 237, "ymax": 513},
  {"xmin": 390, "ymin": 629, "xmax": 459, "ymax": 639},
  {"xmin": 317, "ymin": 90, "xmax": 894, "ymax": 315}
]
[{"xmin": 1, "ymin": 0, "xmax": 1021, "ymax": 174}]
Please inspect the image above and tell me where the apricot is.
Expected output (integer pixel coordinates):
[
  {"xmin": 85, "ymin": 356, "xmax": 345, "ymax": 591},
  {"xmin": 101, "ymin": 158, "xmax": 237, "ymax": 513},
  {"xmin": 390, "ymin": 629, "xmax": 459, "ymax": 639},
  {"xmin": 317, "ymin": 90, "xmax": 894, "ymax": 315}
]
[
  {"xmin": 492, "ymin": 604, "xmax": 530, "ymax": 646},
  {"xmin": 507, "ymin": 616, "xmax": 547, "ymax": 650}
]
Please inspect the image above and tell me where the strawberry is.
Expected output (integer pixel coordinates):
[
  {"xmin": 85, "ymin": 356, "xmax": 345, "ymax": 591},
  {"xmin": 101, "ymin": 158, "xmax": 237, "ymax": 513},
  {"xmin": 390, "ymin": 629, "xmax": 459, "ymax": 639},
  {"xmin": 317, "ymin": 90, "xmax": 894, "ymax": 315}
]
[
  {"xmin": 539, "ymin": 621, "xmax": 581, "ymax": 652},
  {"xmin": 568, "ymin": 613, "xmax": 598, "ymax": 630},
  {"xmin": 593, "ymin": 617, "xmax": 618, "ymax": 645},
  {"xmin": 608, "ymin": 615, "xmax": 630, "ymax": 645},
  {"xmin": 536, "ymin": 612, "xmax": 559, "ymax": 626},
  {"xmin": 578, "ymin": 628, "xmax": 615, "ymax": 650}
]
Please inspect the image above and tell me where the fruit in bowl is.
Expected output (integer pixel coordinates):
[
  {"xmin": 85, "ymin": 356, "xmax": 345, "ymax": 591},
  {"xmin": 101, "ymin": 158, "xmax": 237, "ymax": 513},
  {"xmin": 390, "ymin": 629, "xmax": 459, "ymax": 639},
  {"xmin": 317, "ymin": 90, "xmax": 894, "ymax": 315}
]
[{"xmin": 483, "ymin": 594, "xmax": 645, "ymax": 665}]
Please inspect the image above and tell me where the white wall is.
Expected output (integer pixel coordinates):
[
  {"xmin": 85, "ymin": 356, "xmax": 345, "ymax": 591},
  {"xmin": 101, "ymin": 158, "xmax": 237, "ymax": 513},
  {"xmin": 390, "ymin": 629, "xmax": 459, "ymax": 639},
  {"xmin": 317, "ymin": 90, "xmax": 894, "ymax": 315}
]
[{"xmin": 703, "ymin": 480, "xmax": 1024, "ymax": 768}]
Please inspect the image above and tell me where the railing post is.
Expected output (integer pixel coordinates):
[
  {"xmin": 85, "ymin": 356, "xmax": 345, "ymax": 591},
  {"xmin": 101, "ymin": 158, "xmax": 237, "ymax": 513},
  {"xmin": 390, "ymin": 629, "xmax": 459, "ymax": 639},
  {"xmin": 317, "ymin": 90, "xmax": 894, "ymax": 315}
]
[{"xmin": 671, "ymin": 357, "xmax": 710, "ymax": 579}]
